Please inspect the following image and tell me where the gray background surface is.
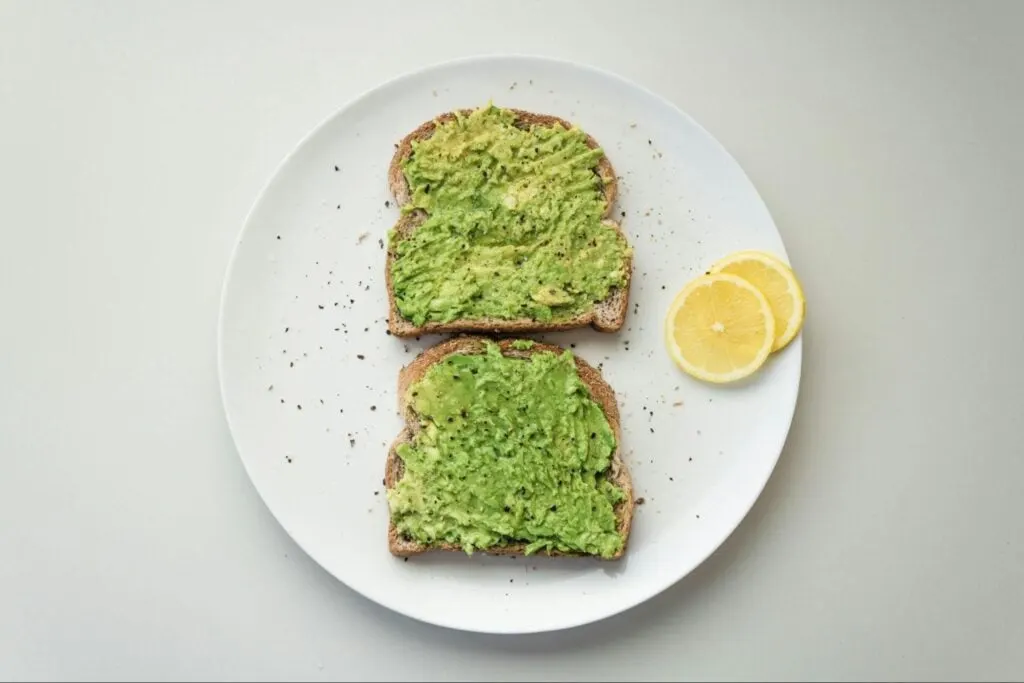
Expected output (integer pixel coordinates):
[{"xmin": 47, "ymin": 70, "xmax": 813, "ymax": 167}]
[{"xmin": 1, "ymin": 1, "xmax": 1022, "ymax": 680}]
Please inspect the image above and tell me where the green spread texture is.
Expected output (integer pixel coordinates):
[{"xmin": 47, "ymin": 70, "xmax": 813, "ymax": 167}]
[
  {"xmin": 387, "ymin": 342, "xmax": 626, "ymax": 558},
  {"xmin": 390, "ymin": 105, "xmax": 630, "ymax": 326}
]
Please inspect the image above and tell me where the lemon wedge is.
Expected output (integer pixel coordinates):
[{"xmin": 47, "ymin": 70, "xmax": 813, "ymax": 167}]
[
  {"xmin": 709, "ymin": 250, "xmax": 805, "ymax": 351},
  {"xmin": 664, "ymin": 273, "xmax": 776, "ymax": 383}
]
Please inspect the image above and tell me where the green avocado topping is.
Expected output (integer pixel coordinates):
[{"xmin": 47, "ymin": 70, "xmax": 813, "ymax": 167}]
[
  {"xmin": 389, "ymin": 105, "xmax": 630, "ymax": 326},
  {"xmin": 387, "ymin": 342, "xmax": 625, "ymax": 558}
]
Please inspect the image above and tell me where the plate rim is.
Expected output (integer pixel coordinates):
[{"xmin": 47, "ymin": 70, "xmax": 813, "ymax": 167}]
[{"xmin": 217, "ymin": 53, "xmax": 802, "ymax": 634}]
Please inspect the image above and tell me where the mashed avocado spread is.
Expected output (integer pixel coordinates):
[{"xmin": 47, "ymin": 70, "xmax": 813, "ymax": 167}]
[
  {"xmin": 390, "ymin": 105, "xmax": 630, "ymax": 326},
  {"xmin": 387, "ymin": 342, "xmax": 626, "ymax": 557}
]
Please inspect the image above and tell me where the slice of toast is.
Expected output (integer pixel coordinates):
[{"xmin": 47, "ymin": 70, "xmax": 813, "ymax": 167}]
[
  {"xmin": 385, "ymin": 108, "xmax": 633, "ymax": 338},
  {"xmin": 385, "ymin": 336, "xmax": 634, "ymax": 559}
]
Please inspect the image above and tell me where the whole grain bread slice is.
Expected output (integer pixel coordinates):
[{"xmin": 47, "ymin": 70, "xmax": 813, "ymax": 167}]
[
  {"xmin": 385, "ymin": 108, "xmax": 632, "ymax": 338},
  {"xmin": 385, "ymin": 336, "xmax": 634, "ymax": 559}
]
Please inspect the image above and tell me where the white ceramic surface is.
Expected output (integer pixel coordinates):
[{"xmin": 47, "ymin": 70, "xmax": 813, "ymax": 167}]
[{"xmin": 217, "ymin": 56, "xmax": 801, "ymax": 633}]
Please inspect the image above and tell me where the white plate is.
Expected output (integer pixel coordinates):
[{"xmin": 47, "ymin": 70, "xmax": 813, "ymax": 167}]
[{"xmin": 218, "ymin": 55, "xmax": 801, "ymax": 634}]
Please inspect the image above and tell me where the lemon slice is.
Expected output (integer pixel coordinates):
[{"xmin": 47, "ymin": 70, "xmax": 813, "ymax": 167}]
[
  {"xmin": 709, "ymin": 250, "xmax": 805, "ymax": 351},
  {"xmin": 665, "ymin": 273, "xmax": 776, "ymax": 383}
]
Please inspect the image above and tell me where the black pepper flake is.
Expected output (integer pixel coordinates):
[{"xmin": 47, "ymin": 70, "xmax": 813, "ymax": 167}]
[
  {"xmin": 549, "ymin": 505, "xmax": 557, "ymax": 512},
  {"xmin": 349, "ymin": 438, "xmax": 356, "ymax": 447},
  {"xmin": 284, "ymin": 327, "xmax": 289, "ymax": 333},
  {"xmin": 280, "ymin": 398, "xmax": 285, "ymax": 404},
  {"xmin": 385, "ymin": 200, "xmax": 390, "ymax": 208},
  {"xmin": 276, "ymin": 235, "xmax": 281, "ymax": 240},
  {"xmin": 285, "ymin": 455, "xmax": 292, "ymax": 463},
  {"xmin": 504, "ymin": 505, "xmax": 511, "ymax": 513},
  {"xmin": 403, "ymin": 557, "xmax": 409, "ymax": 562},
  {"xmin": 649, "ymin": 427, "xmax": 654, "ymax": 433},
  {"xmin": 590, "ymin": 432, "xmax": 596, "ymax": 439},
  {"xmin": 669, "ymin": 476, "xmax": 674, "ymax": 481},
  {"xmin": 370, "ymin": 405, "xmax": 376, "ymax": 411},
  {"xmin": 636, "ymin": 497, "xmax": 646, "ymax": 505},
  {"xmin": 289, "ymin": 361, "xmax": 294, "ymax": 368},
  {"xmin": 297, "ymin": 404, "xmax": 302, "ymax": 410},
  {"xmin": 452, "ymin": 375, "xmax": 460, "ymax": 381},
  {"xmin": 333, "ymin": 165, "xmax": 339, "ymax": 171},
  {"xmin": 460, "ymin": 409, "xmax": 467, "ymax": 418},
  {"xmin": 378, "ymin": 239, "xmax": 384, "ymax": 250},
  {"xmin": 357, "ymin": 354, "xmax": 365, "ymax": 360},
  {"xmin": 446, "ymin": 417, "xmax": 453, "ymax": 423},
  {"xmin": 317, "ymin": 304, "xmax": 324, "ymax": 310}
]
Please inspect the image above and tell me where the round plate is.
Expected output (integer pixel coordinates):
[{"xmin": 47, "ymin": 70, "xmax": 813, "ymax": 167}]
[{"xmin": 218, "ymin": 56, "xmax": 801, "ymax": 634}]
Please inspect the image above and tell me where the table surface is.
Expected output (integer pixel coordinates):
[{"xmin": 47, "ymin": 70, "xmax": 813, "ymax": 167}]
[{"xmin": 2, "ymin": 1, "xmax": 1022, "ymax": 680}]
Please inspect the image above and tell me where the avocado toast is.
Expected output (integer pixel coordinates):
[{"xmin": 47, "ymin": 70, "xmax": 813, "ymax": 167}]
[
  {"xmin": 386, "ymin": 105, "xmax": 633, "ymax": 337},
  {"xmin": 385, "ymin": 337, "xmax": 634, "ymax": 559}
]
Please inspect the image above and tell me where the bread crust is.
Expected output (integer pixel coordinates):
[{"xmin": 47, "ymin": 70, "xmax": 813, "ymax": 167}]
[
  {"xmin": 385, "ymin": 337, "xmax": 634, "ymax": 559},
  {"xmin": 385, "ymin": 108, "xmax": 631, "ymax": 337}
]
